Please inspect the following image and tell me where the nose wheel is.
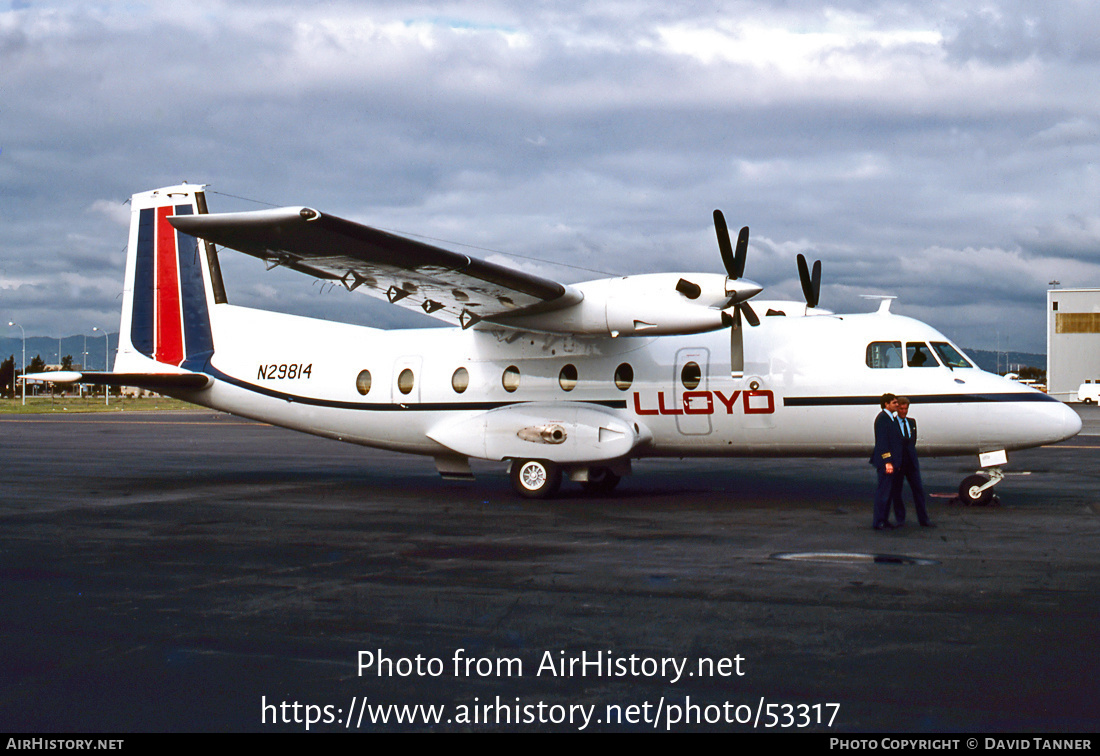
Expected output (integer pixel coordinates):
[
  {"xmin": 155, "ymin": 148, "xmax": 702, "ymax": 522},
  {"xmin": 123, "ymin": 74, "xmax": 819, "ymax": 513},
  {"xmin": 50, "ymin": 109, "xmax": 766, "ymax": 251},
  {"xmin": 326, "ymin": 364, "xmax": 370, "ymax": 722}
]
[
  {"xmin": 958, "ymin": 466, "xmax": 1004, "ymax": 506},
  {"xmin": 958, "ymin": 474, "xmax": 994, "ymax": 506}
]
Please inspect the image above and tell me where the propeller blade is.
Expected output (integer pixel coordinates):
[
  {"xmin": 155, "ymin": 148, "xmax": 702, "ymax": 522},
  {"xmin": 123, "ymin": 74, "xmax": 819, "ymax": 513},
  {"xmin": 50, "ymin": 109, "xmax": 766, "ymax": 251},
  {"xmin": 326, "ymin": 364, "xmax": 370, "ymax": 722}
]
[
  {"xmin": 797, "ymin": 254, "xmax": 812, "ymax": 305},
  {"xmin": 797, "ymin": 253, "xmax": 822, "ymax": 309},
  {"xmin": 730, "ymin": 324, "xmax": 744, "ymax": 375},
  {"xmin": 810, "ymin": 259, "xmax": 821, "ymax": 309},
  {"xmin": 739, "ymin": 301, "xmax": 760, "ymax": 327},
  {"xmin": 733, "ymin": 226, "xmax": 749, "ymax": 280},
  {"xmin": 713, "ymin": 210, "xmax": 736, "ymax": 278}
]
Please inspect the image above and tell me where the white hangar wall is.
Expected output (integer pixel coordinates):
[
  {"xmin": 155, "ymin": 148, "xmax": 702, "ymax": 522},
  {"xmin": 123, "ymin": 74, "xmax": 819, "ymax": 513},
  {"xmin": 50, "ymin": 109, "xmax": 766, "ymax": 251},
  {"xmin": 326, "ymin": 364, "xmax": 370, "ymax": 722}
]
[{"xmin": 1047, "ymin": 288, "xmax": 1100, "ymax": 401}]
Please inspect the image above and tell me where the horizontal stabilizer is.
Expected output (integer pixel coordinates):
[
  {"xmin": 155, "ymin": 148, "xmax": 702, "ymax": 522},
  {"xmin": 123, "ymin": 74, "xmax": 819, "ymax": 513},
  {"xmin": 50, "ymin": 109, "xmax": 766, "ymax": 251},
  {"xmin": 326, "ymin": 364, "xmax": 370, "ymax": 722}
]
[{"xmin": 21, "ymin": 371, "xmax": 211, "ymax": 390}]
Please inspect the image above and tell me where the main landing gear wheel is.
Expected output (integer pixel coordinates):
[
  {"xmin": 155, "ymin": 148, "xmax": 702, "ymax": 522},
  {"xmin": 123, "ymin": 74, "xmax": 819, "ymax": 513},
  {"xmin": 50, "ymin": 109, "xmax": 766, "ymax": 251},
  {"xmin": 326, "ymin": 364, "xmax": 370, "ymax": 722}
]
[
  {"xmin": 511, "ymin": 459, "xmax": 562, "ymax": 499},
  {"xmin": 581, "ymin": 467, "xmax": 622, "ymax": 495},
  {"xmin": 959, "ymin": 473, "xmax": 994, "ymax": 506}
]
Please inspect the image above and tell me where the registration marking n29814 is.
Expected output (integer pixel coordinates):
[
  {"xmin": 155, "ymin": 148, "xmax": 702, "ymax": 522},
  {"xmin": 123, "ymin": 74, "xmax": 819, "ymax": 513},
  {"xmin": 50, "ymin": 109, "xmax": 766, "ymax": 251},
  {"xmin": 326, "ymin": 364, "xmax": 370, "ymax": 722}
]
[{"xmin": 257, "ymin": 363, "xmax": 313, "ymax": 380}]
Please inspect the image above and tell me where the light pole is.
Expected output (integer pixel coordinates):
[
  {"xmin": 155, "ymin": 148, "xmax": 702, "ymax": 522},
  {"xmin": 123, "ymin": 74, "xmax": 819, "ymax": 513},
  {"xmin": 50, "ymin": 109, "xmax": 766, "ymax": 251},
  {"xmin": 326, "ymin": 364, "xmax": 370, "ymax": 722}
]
[
  {"xmin": 8, "ymin": 321, "xmax": 25, "ymax": 406},
  {"xmin": 81, "ymin": 334, "xmax": 88, "ymax": 399},
  {"xmin": 93, "ymin": 327, "xmax": 109, "ymax": 406}
]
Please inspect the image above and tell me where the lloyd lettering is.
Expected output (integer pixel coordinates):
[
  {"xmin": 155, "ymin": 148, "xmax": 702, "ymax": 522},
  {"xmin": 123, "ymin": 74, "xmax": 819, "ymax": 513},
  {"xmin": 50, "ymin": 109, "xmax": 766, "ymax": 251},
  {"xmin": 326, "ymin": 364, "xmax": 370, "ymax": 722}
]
[{"xmin": 633, "ymin": 389, "xmax": 775, "ymax": 416}]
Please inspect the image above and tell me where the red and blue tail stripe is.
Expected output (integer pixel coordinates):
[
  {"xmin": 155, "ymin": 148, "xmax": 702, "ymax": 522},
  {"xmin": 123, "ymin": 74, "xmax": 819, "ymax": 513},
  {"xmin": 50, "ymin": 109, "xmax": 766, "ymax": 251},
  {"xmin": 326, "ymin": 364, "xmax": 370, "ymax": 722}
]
[{"xmin": 132, "ymin": 204, "xmax": 214, "ymax": 370}]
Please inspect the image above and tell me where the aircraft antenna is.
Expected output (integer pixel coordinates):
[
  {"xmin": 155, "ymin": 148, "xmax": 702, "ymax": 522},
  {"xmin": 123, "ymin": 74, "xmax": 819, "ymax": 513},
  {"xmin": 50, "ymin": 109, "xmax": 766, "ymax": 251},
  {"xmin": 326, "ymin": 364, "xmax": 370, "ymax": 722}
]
[{"xmin": 207, "ymin": 190, "xmax": 282, "ymax": 207}]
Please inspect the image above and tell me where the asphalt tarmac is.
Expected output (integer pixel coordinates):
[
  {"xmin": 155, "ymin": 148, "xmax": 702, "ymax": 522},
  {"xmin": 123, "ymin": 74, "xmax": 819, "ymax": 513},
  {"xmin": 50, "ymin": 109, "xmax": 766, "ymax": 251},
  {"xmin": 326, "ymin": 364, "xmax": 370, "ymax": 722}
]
[{"xmin": 1, "ymin": 406, "xmax": 1098, "ymax": 733}]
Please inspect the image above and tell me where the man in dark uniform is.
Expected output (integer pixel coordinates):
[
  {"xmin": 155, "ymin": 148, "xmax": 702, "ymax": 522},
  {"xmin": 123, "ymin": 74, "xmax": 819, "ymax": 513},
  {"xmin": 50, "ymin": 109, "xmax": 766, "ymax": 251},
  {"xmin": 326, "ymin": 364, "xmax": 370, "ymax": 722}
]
[
  {"xmin": 870, "ymin": 393, "xmax": 903, "ymax": 530},
  {"xmin": 893, "ymin": 396, "xmax": 935, "ymax": 527}
]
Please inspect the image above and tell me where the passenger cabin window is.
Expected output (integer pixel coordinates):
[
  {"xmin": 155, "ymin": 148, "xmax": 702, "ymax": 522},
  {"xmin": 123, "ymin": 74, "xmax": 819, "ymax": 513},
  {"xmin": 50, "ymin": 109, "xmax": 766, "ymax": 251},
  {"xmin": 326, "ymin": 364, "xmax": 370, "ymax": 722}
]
[
  {"xmin": 558, "ymin": 364, "xmax": 578, "ymax": 392},
  {"xmin": 680, "ymin": 362, "xmax": 702, "ymax": 389},
  {"xmin": 397, "ymin": 368, "xmax": 415, "ymax": 395},
  {"xmin": 502, "ymin": 365, "xmax": 521, "ymax": 393},
  {"xmin": 931, "ymin": 342, "xmax": 973, "ymax": 368},
  {"xmin": 355, "ymin": 370, "xmax": 372, "ymax": 395},
  {"xmin": 614, "ymin": 363, "xmax": 634, "ymax": 391},
  {"xmin": 451, "ymin": 367, "xmax": 469, "ymax": 394},
  {"xmin": 907, "ymin": 342, "xmax": 938, "ymax": 368},
  {"xmin": 866, "ymin": 342, "xmax": 903, "ymax": 369}
]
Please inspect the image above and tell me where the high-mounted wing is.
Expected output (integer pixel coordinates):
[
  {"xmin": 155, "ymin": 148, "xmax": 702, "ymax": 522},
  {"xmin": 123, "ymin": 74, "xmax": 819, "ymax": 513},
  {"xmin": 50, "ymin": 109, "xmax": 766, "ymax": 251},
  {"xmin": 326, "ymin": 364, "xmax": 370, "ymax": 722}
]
[{"xmin": 170, "ymin": 207, "xmax": 582, "ymax": 329}]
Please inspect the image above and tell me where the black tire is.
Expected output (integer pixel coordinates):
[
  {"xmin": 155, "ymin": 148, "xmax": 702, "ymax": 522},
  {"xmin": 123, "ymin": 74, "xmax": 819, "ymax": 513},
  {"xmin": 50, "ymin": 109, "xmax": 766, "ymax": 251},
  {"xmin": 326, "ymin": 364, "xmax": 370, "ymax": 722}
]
[
  {"xmin": 959, "ymin": 474, "xmax": 993, "ymax": 506},
  {"xmin": 1084, "ymin": 398, "xmax": 1094, "ymax": 405},
  {"xmin": 510, "ymin": 459, "xmax": 562, "ymax": 499},
  {"xmin": 581, "ymin": 466, "xmax": 621, "ymax": 495}
]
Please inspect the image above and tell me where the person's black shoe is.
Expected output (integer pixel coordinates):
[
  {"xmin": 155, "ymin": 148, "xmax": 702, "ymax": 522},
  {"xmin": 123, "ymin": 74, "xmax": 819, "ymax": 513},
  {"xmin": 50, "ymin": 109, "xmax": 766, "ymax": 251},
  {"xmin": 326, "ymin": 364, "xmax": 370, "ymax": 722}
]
[{"xmin": 920, "ymin": 521, "xmax": 937, "ymax": 528}]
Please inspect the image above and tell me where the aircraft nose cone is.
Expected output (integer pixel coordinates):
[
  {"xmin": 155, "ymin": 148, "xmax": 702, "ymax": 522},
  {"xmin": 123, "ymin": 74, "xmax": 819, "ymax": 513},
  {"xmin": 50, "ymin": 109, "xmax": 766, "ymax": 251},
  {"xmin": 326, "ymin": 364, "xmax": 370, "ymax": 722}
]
[{"xmin": 1060, "ymin": 401, "xmax": 1083, "ymax": 442}]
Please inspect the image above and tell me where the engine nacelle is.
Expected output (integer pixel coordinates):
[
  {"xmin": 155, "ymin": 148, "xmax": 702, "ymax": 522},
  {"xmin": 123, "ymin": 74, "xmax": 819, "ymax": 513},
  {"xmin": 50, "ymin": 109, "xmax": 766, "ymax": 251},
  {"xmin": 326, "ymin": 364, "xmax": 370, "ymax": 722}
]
[{"xmin": 489, "ymin": 273, "xmax": 761, "ymax": 337}]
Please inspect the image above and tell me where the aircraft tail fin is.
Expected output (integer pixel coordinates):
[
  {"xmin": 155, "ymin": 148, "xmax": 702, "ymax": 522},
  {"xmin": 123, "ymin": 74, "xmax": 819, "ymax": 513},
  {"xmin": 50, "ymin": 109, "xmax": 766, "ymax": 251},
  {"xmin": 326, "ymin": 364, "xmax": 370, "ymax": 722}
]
[{"xmin": 115, "ymin": 184, "xmax": 223, "ymax": 376}]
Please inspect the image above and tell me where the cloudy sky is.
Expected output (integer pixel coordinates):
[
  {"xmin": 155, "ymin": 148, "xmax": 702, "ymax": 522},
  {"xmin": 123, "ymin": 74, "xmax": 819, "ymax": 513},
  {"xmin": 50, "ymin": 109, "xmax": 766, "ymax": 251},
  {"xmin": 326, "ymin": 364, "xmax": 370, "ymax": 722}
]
[{"xmin": 3, "ymin": 0, "xmax": 1099, "ymax": 355}]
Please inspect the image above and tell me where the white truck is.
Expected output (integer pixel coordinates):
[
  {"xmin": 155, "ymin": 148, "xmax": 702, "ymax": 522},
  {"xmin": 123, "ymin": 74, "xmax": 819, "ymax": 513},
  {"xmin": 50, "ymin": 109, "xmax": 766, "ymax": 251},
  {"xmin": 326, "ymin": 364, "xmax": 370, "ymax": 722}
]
[{"xmin": 1079, "ymin": 380, "xmax": 1100, "ymax": 404}]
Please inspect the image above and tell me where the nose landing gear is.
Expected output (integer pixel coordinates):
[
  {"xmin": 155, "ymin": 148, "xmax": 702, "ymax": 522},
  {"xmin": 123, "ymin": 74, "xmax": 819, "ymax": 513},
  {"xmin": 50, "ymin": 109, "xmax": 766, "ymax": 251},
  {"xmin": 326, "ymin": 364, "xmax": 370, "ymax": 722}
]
[
  {"xmin": 958, "ymin": 471, "xmax": 998, "ymax": 506},
  {"xmin": 957, "ymin": 451, "xmax": 1007, "ymax": 506}
]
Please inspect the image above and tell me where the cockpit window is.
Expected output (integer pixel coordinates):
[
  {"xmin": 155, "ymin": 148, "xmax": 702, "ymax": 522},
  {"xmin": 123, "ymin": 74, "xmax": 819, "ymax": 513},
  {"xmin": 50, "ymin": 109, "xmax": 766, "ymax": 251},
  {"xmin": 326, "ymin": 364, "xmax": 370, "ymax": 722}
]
[
  {"xmin": 931, "ymin": 342, "xmax": 973, "ymax": 368},
  {"xmin": 907, "ymin": 342, "xmax": 938, "ymax": 368},
  {"xmin": 866, "ymin": 342, "xmax": 903, "ymax": 369}
]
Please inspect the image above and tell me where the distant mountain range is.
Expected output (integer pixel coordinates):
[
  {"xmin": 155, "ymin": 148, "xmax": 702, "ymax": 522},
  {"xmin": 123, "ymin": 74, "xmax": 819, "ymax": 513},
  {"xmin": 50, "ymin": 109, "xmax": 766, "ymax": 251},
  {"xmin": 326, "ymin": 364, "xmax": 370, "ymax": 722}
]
[{"xmin": 0, "ymin": 333, "xmax": 1044, "ymax": 376}]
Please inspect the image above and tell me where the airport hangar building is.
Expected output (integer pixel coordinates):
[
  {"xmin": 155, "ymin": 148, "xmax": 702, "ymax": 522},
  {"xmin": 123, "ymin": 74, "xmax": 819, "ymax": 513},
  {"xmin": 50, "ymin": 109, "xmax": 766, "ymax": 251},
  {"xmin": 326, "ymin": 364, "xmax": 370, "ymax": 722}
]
[{"xmin": 1047, "ymin": 287, "xmax": 1100, "ymax": 401}]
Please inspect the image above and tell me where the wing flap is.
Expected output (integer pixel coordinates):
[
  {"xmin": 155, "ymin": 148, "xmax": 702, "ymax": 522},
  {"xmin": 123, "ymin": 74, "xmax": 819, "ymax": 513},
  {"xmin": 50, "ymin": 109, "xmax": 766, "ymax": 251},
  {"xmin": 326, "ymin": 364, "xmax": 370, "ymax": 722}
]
[{"xmin": 170, "ymin": 208, "xmax": 582, "ymax": 326}]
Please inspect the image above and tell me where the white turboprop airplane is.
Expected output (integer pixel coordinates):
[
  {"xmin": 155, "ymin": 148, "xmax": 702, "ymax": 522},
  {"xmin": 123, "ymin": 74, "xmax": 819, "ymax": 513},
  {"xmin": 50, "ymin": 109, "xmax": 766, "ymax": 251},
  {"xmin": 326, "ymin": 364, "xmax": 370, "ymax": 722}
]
[{"xmin": 27, "ymin": 184, "xmax": 1081, "ymax": 501}]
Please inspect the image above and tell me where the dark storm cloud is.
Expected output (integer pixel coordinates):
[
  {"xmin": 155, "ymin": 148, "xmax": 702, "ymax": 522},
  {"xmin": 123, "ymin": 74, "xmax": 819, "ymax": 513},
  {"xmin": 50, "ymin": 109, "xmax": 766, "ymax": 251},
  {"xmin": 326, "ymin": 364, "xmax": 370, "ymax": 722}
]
[{"xmin": 2, "ymin": 1, "xmax": 1099, "ymax": 353}]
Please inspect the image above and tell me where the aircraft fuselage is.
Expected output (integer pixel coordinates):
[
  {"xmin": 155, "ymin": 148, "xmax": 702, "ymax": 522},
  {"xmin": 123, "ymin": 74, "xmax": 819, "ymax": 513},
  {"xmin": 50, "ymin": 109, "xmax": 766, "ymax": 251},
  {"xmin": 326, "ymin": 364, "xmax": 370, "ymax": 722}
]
[{"xmin": 156, "ymin": 300, "xmax": 1079, "ymax": 463}]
